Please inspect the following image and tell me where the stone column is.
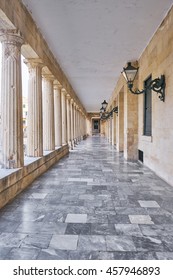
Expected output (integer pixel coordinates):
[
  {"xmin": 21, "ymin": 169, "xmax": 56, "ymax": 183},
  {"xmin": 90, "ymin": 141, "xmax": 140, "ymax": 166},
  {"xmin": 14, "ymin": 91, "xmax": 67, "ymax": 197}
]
[
  {"xmin": 0, "ymin": 30, "xmax": 24, "ymax": 168},
  {"xmin": 73, "ymin": 103, "xmax": 77, "ymax": 144},
  {"xmin": 80, "ymin": 110, "xmax": 83, "ymax": 140},
  {"xmin": 70, "ymin": 99, "xmax": 74, "ymax": 148},
  {"xmin": 76, "ymin": 107, "xmax": 80, "ymax": 142},
  {"xmin": 81, "ymin": 113, "xmax": 84, "ymax": 139},
  {"xmin": 42, "ymin": 74, "xmax": 55, "ymax": 151},
  {"xmin": 66, "ymin": 94, "xmax": 71, "ymax": 148},
  {"xmin": 54, "ymin": 81, "xmax": 62, "ymax": 147},
  {"xmin": 25, "ymin": 59, "xmax": 43, "ymax": 157},
  {"xmin": 61, "ymin": 88, "xmax": 67, "ymax": 145}
]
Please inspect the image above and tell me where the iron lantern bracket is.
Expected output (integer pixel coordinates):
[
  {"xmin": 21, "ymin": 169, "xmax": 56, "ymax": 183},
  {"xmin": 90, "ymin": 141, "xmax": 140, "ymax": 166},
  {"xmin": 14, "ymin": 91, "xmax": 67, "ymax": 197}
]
[{"xmin": 128, "ymin": 75, "xmax": 165, "ymax": 102}]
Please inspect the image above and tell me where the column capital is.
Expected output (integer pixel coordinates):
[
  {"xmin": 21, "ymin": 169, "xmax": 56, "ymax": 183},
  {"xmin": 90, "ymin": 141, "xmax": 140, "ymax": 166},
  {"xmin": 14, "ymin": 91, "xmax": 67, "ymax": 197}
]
[
  {"xmin": 42, "ymin": 73, "xmax": 55, "ymax": 81},
  {"xmin": 61, "ymin": 88, "xmax": 67, "ymax": 95},
  {"xmin": 24, "ymin": 58, "xmax": 44, "ymax": 69},
  {"xmin": 54, "ymin": 80, "xmax": 62, "ymax": 90},
  {"xmin": 0, "ymin": 29, "xmax": 24, "ymax": 45},
  {"xmin": 66, "ymin": 94, "xmax": 71, "ymax": 100}
]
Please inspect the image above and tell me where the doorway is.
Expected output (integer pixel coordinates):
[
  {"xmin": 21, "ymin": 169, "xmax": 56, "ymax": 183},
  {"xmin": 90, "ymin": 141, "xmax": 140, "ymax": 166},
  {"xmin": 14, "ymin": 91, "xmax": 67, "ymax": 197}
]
[{"xmin": 92, "ymin": 119, "xmax": 100, "ymax": 134}]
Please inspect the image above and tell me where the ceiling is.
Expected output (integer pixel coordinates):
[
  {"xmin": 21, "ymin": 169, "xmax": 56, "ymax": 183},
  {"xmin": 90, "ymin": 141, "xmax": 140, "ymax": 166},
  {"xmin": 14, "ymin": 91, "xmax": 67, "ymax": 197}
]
[{"xmin": 22, "ymin": 0, "xmax": 173, "ymax": 112}]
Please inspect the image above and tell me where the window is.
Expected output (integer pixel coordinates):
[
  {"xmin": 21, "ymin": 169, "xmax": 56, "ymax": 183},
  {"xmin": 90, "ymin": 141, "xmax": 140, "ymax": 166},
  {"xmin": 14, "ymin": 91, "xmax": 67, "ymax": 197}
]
[{"xmin": 143, "ymin": 76, "xmax": 152, "ymax": 136}]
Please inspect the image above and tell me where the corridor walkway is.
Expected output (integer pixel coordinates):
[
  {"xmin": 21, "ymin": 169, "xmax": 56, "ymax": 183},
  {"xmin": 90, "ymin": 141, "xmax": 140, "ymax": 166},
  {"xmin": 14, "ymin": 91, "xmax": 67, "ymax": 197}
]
[{"xmin": 0, "ymin": 136, "xmax": 173, "ymax": 260}]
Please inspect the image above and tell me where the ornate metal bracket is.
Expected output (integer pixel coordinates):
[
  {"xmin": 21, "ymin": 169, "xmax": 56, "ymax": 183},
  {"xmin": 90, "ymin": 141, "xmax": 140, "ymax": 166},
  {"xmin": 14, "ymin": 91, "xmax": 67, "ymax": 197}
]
[
  {"xmin": 100, "ymin": 106, "xmax": 118, "ymax": 120},
  {"xmin": 128, "ymin": 75, "xmax": 165, "ymax": 102}
]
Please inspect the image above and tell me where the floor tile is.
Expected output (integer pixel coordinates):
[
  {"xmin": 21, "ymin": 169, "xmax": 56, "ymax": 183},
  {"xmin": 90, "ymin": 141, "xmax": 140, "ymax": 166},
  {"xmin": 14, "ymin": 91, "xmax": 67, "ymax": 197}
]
[
  {"xmin": 0, "ymin": 233, "xmax": 27, "ymax": 247},
  {"xmin": 0, "ymin": 247, "xmax": 12, "ymax": 259},
  {"xmin": 138, "ymin": 200, "xmax": 160, "ymax": 208},
  {"xmin": 106, "ymin": 235, "xmax": 136, "ymax": 251},
  {"xmin": 65, "ymin": 214, "xmax": 87, "ymax": 223},
  {"xmin": 113, "ymin": 251, "xmax": 156, "ymax": 260},
  {"xmin": 129, "ymin": 215, "xmax": 154, "ymax": 224},
  {"xmin": 155, "ymin": 252, "xmax": 173, "ymax": 260},
  {"xmin": 78, "ymin": 235, "xmax": 106, "ymax": 251},
  {"xmin": 115, "ymin": 224, "xmax": 143, "ymax": 236},
  {"xmin": 5, "ymin": 248, "xmax": 40, "ymax": 260},
  {"xmin": 49, "ymin": 235, "xmax": 78, "ymax": 250},
  {"xmin": 29, "ymin": 193, "xmax": 47, "ymax": 199},
  {"xmin": 132, "ymin": 236, "xmax": 164, "ymax": 252},
  {"xmin": 21, "ymin": 233, "xmax": 52, "ymax": 249},
  {"xmin": 37, "ymin": 249, "xmax": 68, "ymax": 260},
  {"xmin": 65, "ymin": 223, "xmax": 91, "ymax": 235},
  {"xmin": 91, "ymin": 223, "xmax": 116, "ymax": 235},
  {"xmin": 140, "ymin": 225, "xmax": 173, "ymax": 236}
]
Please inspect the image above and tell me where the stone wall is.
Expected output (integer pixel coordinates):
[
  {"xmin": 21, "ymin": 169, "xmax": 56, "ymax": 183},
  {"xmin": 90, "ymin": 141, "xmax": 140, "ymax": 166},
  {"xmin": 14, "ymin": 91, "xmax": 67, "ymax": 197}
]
[
  {"xmin": 138, "ymin": 7, "xmax": 173, "ymax": 186},
  {"xmin": 0, "ymin": 145, "xmax": 69, "ymax": 209},
  {"xmin": 108, "ymin": 6, "xmax": 173, "ymax": 186}
]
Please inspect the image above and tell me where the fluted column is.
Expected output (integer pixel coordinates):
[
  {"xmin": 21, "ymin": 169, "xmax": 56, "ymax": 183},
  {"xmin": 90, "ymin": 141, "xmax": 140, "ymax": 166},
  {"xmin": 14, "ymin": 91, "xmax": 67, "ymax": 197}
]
[
  {"xmin": 79, "ymin": 110, "xmax": 82, "ymax": 140},
  {"xmin": 42, "ymin": 74, "xmax": 55, "ymax": 151},
  {"xmin": 70, "ymin": 99, "xmax": 74, "ymax": 148},
  {"xmin": 66, "ymin": 94, "xmax": 71, "ymax": 148},
  {"xmin": 76, "ymin": 106, "xmax": 79, "ymax": 142},
  {"xmin": 73, "ymin": 103, "xmax": 77, "ymax": 144},
  {"xmin": 0, "ymin": 30, "xmax": 24, "ymax": 168},
  {"xmin": 78, "ymin": 108, "xmax": 80, "ymax": 141},
  {"xmin": 61, "ymin": 88, "xmax": 67, "ymax": 145},
  {"xmin": 25, "ymin": 59, "xmax": 43, "ymax": 157},
  {"xmin": 54, "ymin": 81, "xmax": 62, "ymax": 147}
]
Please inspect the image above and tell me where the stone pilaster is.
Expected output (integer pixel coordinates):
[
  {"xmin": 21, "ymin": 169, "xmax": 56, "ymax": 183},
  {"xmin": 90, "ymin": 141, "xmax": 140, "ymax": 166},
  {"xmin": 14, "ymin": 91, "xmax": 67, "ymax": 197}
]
[
  {"xmin": 54, "ymin": 81, "xmax": 62, "ymax": 147},
  {"xmin": 124, "ymin": 84, "xmax": 138, "ymax": 160},
  {"xmin": 61, "ymin": 88, "xmax": 67, "ymax": 145},
  {"xmin": 112, "ymin": 101, "xmax": 117, "ymax": 146},
  {"xmin": 0, "ymin": 30, "xmax": 24, "ymax": 168},
  {"xmin": 117, "ymin": 91, "xmax": 124, "ymax": 152},
  {"xmin": 25, "ymin": 59, "xmax": 44, "ymax": 157},
  {"xmin": 42, "ymin": 74, "xmax": 55, "ymax": 151},
  {"xmin": 109, "ymin": 107, "xmax": 112, "ymax": 144}
]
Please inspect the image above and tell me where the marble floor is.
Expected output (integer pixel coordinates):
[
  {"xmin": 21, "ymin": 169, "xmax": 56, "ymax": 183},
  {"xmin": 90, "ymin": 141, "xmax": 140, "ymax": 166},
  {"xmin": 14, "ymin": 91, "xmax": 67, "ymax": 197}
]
[{"xmin": 0, "ymin": 136, "xmax": 173, "ymax": 260}]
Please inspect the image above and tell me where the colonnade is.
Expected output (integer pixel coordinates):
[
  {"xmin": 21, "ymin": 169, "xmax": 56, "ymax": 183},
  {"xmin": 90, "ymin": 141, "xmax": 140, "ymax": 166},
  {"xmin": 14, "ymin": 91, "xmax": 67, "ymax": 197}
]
[{"xmin": 0, "ymin": 30, "xmax": 87, "ymax": 169}]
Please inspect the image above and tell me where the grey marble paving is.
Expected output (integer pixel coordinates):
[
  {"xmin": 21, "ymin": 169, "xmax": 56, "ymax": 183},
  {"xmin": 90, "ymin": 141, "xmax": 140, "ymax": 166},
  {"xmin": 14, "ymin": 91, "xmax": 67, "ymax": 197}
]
[
  {"xmin": 65, "ymin": 214, "xmax": 87, "ymax": 223},
  {"xmin": 106, "ymin": 235, "xmax": 136, "ymax": 251},
  {"xmin": 129, "ymin": 215, "xmax": 154, "ymax": 224},
  {"xmin": 50, "ymin": 235, "xmax": 78, "ymax": 251},
  {"xmin": 115, "ymin": 224, "xmax": 143, "ymax": 237},
  {"xmin": 1, "ymin": 135, "xmax": 173, "ymax": 259},
  {"xmin": 138, "ymin": 200, "xmax": 160, "ymax": 208},
  {"xmin": 5, "ymin": 248, "xmax": 40, "ymax": 260},
  {"xmin": 78, "ymin": 235, "xmax": 106, "ymax": 251}
]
